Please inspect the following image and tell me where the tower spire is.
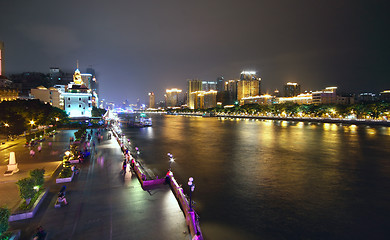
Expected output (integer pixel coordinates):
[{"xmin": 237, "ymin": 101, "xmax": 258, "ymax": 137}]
[{"xmin": 76, "ymin": 59, "xmax": 79, "ymax": 69}]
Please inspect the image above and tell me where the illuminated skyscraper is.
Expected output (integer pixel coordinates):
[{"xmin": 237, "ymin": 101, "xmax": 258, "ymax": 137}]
[
  {"xmin": 148, "ymin": 92, "xmax": 155, "ymax": 108},
  {"xmin": 187, "ymin": 79, "xmax": 202, "ymax": 109},
  {"xmin": 0, "ymin": 41, "xmax": 4, "ymax": 75},
  {"xmin": 165, "ymin": 88, "xmax": 182, "ymax": 108},
  {"xmin": 237, "ymin": 71, "xmax": 261, "ymax": 101},
  {"xmin": 283, "ymin": 82, "xmax": 301, "ymax": 97}
]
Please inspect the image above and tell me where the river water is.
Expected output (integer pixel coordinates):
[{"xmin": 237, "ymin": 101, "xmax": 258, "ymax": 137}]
[{"xmin": 120, "ymin": 114, "xmax": 390, "ymax": 240}]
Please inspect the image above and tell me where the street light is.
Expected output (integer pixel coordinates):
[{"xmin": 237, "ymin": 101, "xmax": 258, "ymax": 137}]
[
  {"xmin": 168, "ymin": 153, "xmax": 174, "ymax": 170},
  {"xmin": 188, "ymin": 177, "xmax": 195, "ymax": 211}
]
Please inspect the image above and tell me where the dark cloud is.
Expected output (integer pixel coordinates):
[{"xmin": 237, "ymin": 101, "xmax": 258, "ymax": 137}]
[{"xmin": 1, "ymin": 0, "xmax": 389, "ymax": 104}]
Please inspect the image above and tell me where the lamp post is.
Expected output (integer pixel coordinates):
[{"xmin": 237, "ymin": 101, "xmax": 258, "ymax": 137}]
[
  {"xmin": 188, "ymin": 177, "xmax": 195, "ymax": 211},
  {"xmin": 168, "ymin": 153, "xmax": 174, "ymax": 170},
  {"xmin": 4, "ymin": 123, "xmax": 9, "ymax": 137},
  {"xmin": 29, "ymin": 120, "xmax": 35, "ymax": 132}
]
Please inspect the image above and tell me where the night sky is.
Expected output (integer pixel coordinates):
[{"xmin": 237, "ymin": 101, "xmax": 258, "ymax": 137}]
[{"xmin": 1, "ymin": 0, "xmax": 389, "ymax": 104}]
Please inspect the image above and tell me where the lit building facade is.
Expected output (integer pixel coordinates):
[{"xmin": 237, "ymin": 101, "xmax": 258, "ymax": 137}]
[
  {"xmin": 0, "ymin": 89, "xmax": 18, "ymax": 102},
  {"xmin": 31, "ymin": 86, "xmax": 62, "ymax": 108},
  {"xmin": 148, "ymin": 92, "xmax": 155, "ymax": 108},
  {"xmin": 283, "ymin": 82, "xmax": 301, "ymax": 97},
  {"xmin": 241, "ymin": 94, "xmax": 274, "ymax": 105},
  {"xmin": 62, "ymin": 68, "xmax": 93, "ymax": 118},
  {"xmin": 165, "ymin": 88, "xmax": 182, "ymax": 108},
  {"xmin": 189, "ymin": 90, "xmax": 217, "ymax": 109},
  {"xmin": 312, "ymin": 87, "xmax": 337, "ymax": 104},
  {"xmin": 379, "ymin": 90, "xmax": 390, "ymax": 102},
  {"xmin": 237, "ymin": 71, "xmax": 261, "ymax": 101},
  {"xmin": 187, "ymin": 79, "xmax": 203, "ymax": 109},
  {"xmin": 277, "ymin": 93, "xmax": 313, "ymax": 104}
]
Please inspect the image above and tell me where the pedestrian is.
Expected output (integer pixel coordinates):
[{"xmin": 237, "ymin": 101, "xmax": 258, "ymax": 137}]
[
  {"xmin": 122, "ymin": 160, "xmax": 127, "ymax": 172},
  {"xmin": 30, "ymin": 150, "xmax": 35, "ymax": 157},
  {"xmin": 38, "ymin": 145, "xmax": 42, "ymax": 152}
]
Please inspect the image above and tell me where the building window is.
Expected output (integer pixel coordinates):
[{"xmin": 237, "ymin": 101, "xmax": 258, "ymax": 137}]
[
  {"xmin": 68, "ymin": 105, "xmax": 71, "ymax": 108},
  {"xmin": 79, "ymin": 104, "xmax": 81, "ymax": 108},
  {"xmin": 79, "ymin": 98, "xmax": 81, "ymax": 101},
  {"xmin": 68, "ymin": 98, "xmax": 70, "ymax": 101}
]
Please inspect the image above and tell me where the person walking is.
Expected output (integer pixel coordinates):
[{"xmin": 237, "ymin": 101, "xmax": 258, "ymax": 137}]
[{"xmin": 122, "ymin": 160, "xmax": 127, "ymax": 172}]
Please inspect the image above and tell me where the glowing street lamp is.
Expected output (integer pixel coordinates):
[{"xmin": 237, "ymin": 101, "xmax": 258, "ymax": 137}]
[
  {"xmin": 188, "ymin": 177, "xmax": 195, "ymax": 211},
  {"xmin": 168, "ymin": 153, "xmax": 174, "ymax": 170}
]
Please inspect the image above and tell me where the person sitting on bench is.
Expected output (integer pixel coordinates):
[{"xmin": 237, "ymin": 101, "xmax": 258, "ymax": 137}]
[{"xmin": 58, "ymin": 192, "xmax": 68, "ymax": 205}]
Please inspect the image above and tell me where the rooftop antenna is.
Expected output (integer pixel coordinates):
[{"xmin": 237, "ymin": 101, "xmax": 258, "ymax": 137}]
[{"xmin": 76, "ymin": 60, "xmax": 79, "ymax": 69}]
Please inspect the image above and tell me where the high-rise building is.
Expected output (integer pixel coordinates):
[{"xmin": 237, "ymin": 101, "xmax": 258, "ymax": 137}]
[
  {"xmin": 165, "ymin": 88, "xmax": 182, "ymax": 108},
  {"xmin": 237, "ymin": 71, "xmax": 261, "ymax": 101},
  {"xmin": 148, "ymin": 92, "xmax": 155, "ymax": 108},
  {"xmin": 0, "ymin": 41, "xmax": 4, "ymax": 76},
  {"xmin": 284, "ymin": 82, "xmax": 301, "ymax": 97},
  {"xmin": 189, "ymin": 90, "xmax": 217, "ymax": 109},
  {"xmin": 187, "ymin": 79, "xmax": 203, "ymax": 109},
  {"xmin": 202, "ymin": 81, "xmax": 217, "ymax": 91},
  {"xmin": 216, "ymin": 76, "xmax": 225, "ymax": 92},
  {"xmin": 225, "ymin": 80, "xmax": 238, "ymax": 104},
  {"xmin": 240, "ymin": 71, "xmax": 258, "ymax": 81}
]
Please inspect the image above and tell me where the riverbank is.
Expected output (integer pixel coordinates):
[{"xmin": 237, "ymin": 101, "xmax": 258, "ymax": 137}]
[{"xmin": 167, "ymin": 112, "xmax": 390, "ymax": 126}]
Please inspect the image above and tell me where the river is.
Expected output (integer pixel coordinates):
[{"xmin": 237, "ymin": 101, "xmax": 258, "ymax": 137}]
[{"xmin": 120, "ymin": 114, "xmax": 390, "ymax": 240}]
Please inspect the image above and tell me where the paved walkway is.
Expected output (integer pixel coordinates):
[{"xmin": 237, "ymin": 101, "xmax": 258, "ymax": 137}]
[
  {"xmin": 8, "ymin": 129, "xmax": 191, "ymax": 240},
  {"xmin": 0, "ymin": 130, "xmax": 76, "ymax": 210}
]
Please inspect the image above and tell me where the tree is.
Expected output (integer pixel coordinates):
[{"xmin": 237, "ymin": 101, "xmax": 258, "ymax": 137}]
[
  {"xmin": 30, "ymin": 169, "xmax": 45, "ymax": 187},
  {"xmin": 0, "ymin": 207, "xmax": 10, "ymax": 236},
  {"xmin": 16, "ymin": 178, "xmax": 35, "ymax": 204}
]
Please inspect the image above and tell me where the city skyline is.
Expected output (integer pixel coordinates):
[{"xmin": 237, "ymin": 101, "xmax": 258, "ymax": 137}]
[{"xmin": 0, "ymin": 0, "xmax": 389, "ymax": 104}]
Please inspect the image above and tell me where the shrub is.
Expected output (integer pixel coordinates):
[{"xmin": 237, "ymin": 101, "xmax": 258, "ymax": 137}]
[
  {"xmin": 16, "ymin": 178, "xmax": 35, "ymax": 202},
  {"xmin": 30, "ymin": 169, "xmax": 45, "ymax": 187},
  {"xmin": 59, "ymin": 168, "xmax": 72, "ymax": 178},
  {"xmin": 0, "ymin": 207, "xmax": 10, "ymax": 236}
]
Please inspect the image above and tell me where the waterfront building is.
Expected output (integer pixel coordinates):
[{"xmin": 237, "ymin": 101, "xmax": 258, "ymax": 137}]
[
  {"xmin": 358, "ymin": 92, "xmax": 377, "ymax": 103},
  {"xmin": 165, "ymin": 88, "xmax": 182, "ymax": 108},
  {"xmin": 62, "ymin": 68, "xmax": 92, "ymax": 118},
  {"xmin": 0, "ymin": 41, "xmax": 4, "ymax": 75},
  {"xmin": 283, "ymin": 82, "xmax": 301, "ymax": 97},
  {"xmin": 148, "ymin": 92, "xmax": 155, "ymax": 109},
  {"xmin": 189, "ymin": 90, "xmax": 217, "ymax": 109},
  {"xmin": 312, "ymin": 87, "xmax": 337, "ymax": 104},
  {"xmin": 241, "ymin": 94, "xmax": 274, "ymax": 105},
  {"xmin": 237, "ymin": 71, "xmax": 261, "ymax": 101},
  {"xmin": 277, "ymin": 93, "xmax": 313, "ymax": 104},
  {"xmin": 30, "ymin": 86, "xmax": 62, "ymax": 108},
  {"xmin": 225, "ymin": 80, "xmax": 238, "ymax": 105},
  {"xmin": 379, "ymin": 90, "xmax": 390, "ymax": 102},
  {"xmin": 187, "ymin": 79, "xmax": 202, "ymax": 109}
]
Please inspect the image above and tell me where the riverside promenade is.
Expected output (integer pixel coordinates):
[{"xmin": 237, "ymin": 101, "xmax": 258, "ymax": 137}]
[{"xmin": 3, "ymin": 129, "xmax": 190, "ymax": 240}]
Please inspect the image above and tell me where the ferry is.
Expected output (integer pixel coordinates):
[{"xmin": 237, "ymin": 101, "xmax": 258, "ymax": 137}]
[{"xmin": 131, "ymin": 113, "xmax": 153, "ymax": 127}]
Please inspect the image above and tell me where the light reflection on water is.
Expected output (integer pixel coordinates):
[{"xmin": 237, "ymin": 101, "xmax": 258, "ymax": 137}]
[{"xmin": 121, "ymin": 115, "xmax": 390, "ymax": 239}]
